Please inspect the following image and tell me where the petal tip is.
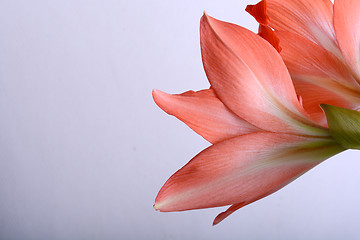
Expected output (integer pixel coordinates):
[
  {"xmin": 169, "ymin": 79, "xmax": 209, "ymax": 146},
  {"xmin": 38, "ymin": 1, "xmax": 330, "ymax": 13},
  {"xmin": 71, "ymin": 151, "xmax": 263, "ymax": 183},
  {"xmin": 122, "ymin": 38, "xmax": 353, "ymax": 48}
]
[
  {"xmin": 246, "ymin": 0, "xmax": 270, "ymax": 26},
  {"xmin": 152, "ymin": 89, "xmax": 162, "ymax": 98},
  {"xmin": 154, "ymin": 191, "xmax": 170, "ymax": 212},
  {"xmin": 200, "ymin": 11, "xmax": 218, "ymax": 28},
  {"xmin": 152, "ymin": 89, "xmax": 159, "ymax": 100},
  {"xmin": 212, "ymin": 202, "xmax": 246, "ymax": 226},
  {"xmin": 212, "ymin": 218, "xmax": 221, "ymax": 226},
  {"xmin": 153, "ymin": 203, "xmax": 160, "ymax": 211},
  {"xmin": 200, "ymin": 11, "xmax": 211, "ymax": 25},
  {"xmin": 152, "ymin": 89, "xmax": 169, "ymax": 108},
  {"xmin": 212, "ymin": 211, "xmax": 228, "ymax": 226}
]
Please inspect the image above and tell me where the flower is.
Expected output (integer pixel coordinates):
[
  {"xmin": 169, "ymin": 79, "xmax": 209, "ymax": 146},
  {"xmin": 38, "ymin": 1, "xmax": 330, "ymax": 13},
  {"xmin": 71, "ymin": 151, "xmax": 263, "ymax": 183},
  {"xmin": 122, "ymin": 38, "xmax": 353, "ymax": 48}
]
[
  {"xmin": 246, "ymin": 0, "xmax": 360, "ymax": 126},
  {"xmin": 153, "ymin": 13, "xmax": 345, "ymax": 225}
]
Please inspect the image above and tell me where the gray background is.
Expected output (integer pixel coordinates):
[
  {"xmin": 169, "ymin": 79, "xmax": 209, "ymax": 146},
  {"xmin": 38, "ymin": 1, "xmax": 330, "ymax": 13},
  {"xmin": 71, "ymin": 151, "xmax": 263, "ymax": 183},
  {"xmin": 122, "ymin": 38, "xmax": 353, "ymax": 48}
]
[{"xmin": 0, "ymin": 0, "xmax": 359, "ymax": 239}]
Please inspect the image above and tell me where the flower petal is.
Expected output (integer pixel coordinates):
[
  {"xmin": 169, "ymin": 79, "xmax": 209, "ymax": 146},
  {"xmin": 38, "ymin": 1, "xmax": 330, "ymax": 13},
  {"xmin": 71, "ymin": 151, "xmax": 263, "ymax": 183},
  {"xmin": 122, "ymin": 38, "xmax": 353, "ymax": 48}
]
[
  {"xmin": 245, "ymin": 0, "xmax": 270, "ymax": 26},
  {"xmin": 154, "ymin": 132, "xmax": 344, "ymax": 223},
  {"xmin": 292, "ymin": 79, "xmax": 359, "ymax": 126},
  {"xmin": 334, "ymin": 0, "xmax": 360, "ymax": 79},
  {"xmin": 265, "ymin": 0, "xmax": 339, "ymax": 56},
  {"xmin": 200, "ymin": 14, "xmax": 323, "ymax": 135},
  {"xmin": 152, "ymin": 89, "xmax": 259, "ymax": 144},
  {"xmin": 274, "ymin": 30, "xmax": 360, "ymax": 124},
  {"xmin": 212, "ymin": 202, "xmax": 246, "ymax": 226},
  {"xmin": 276, "ymin": 31, "xmax": 358, "ymax": 88}
]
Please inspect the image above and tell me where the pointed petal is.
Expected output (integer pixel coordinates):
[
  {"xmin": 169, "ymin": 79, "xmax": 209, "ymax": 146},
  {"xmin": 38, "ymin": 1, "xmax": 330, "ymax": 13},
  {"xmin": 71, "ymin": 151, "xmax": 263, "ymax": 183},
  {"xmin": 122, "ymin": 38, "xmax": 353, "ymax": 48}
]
[
  {"xmin": 152, "ymin": 89, "xmax": 259, "ymax": 144},
  {"xmin": 154, "ymin": 132, "xmax": 343, "ymax": 214},
  {"xmin": 334, "ymin": 0, "xmax": 360, "ymax": 79},
  {"xmin": 200, "ymin": 14, "xmax": 322, "ymax": 135},
  {"xmin": 274, "ymin": 30, "xmax": 360, "ymax": 121},
  {"xmin": 265, "ymin": 0, "xmax": 339, "ymax": 56},
  {"xmin": 258, "ymin": 25, "xmax": 282, "ymax": 53},
  {"xmin": 213, "ymin": 202, "xmax": 246, "ymax": 225},
  {"xmin": 245, "ymin": 0, "xmax": 270, "ymax": 26}
]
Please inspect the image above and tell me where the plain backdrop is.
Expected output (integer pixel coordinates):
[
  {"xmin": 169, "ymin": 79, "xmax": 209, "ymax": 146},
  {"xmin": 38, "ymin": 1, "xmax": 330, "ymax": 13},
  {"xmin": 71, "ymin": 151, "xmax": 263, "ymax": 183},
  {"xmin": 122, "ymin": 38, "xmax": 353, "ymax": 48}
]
[{"xmin": 0, "ymin": 0, "xmax": 359, "ymax": 239}]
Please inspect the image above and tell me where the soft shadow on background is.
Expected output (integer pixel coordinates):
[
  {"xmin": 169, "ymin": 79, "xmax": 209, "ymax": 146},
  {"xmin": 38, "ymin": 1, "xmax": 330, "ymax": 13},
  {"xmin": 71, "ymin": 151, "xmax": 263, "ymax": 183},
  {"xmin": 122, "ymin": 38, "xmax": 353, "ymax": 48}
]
[{"xmin": 0, "ymin": 0, "xmax": 359, "ymax": 239}]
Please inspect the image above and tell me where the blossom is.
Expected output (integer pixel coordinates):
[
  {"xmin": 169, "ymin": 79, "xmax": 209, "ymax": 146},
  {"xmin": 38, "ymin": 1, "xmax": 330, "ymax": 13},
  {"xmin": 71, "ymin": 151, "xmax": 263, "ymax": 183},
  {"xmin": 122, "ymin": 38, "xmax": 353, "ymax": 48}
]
[
  {"xmin": 153, "ymin": 13, "xmax": 344, "ymax": 225},
  {"xmin": 246, "ymin": 0, "xmax": 360, "ymax": 126}
]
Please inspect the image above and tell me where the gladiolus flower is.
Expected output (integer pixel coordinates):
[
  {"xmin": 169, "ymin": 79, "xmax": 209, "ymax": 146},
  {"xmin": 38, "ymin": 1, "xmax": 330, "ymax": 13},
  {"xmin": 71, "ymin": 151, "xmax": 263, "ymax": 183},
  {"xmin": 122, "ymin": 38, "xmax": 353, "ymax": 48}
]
[
  {"xmin": 246, "ymin": 0, "xmax": 360, "ymax": 126},
  {"xmin": 153, "ymin": 13, "xmax": 345, "ymax": 225}
]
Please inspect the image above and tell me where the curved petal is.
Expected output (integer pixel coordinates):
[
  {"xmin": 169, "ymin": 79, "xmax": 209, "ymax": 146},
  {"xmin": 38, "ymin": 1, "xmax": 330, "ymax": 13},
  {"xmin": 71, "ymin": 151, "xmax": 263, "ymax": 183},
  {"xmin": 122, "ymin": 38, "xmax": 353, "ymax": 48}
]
[
  {"xmin": 213, "ymin": 202, "xmax": 245, "ymax": 225},
  {"xmin": 200, "ymin": 14, "xmax": 324, "ymax": 135},
  {"xmin": 152, "ymin": 89, "xmax": 259, "ymax": 144},
  {"xmin": 275, "ymin": 31, "xmax": 360, "ymax": 120},
  {"xmin": 154, "ymin": 132, "xmax": 344, "ymax": 223},
  {"xmin": 258, "ymin": 25, "xmax": 282, "ymax": 53},
  {"xmin": 277, "ymin": 31, "xmax": 358, "ymax": 88},
  {"xmin": 265, "ymin": 0, "xmax": 339, "ymax": 56},
  {"xmin": 293, "ymin": 78, "xmax": 359, "ymax": 126},
  {"xmin": 334, "ymin": 0, "xmax": 360, "ymax": 79}
]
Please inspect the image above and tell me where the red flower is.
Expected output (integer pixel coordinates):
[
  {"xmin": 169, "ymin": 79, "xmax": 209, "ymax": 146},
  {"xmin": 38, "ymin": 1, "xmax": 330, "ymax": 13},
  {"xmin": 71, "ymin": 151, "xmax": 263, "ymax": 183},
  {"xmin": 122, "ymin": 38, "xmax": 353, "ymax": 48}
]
[{"xmin": 153, "ymin": 13, "xmax": 344, "ymax": 225}]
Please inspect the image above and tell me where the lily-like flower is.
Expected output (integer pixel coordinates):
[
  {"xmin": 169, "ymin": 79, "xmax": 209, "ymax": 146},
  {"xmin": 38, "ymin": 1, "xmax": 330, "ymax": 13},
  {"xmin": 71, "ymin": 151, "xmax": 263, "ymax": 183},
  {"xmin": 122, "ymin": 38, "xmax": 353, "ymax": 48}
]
[
  {"xmin": 246, "ymin": 0, "xmax": 360, "ymax": 126},
  {"xmin": 153, "ymin": 13, "xmax": 345, "ymax": 225}
]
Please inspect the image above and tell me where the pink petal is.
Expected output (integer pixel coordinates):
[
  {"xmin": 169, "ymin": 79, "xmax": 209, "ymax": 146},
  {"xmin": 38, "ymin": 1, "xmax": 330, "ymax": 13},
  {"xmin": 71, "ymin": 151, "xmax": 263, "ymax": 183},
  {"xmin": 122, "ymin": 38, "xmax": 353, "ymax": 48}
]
[
  {"xmin": 200, "ymin": 14, "xmax": 321, "ymax": 135},
  {"xmin": 334, "ymin": 0, "xmax": 360, "ymax": 79},
  {"xmin": 277, "ymin": 31, "xmax": 358, "ymax": 88},
  {"xmin": 265, "ymin": 0, "xmax": 339, "ymax": 56},
  {"xmin": 274, "ymin": 30, "xmax": 360, "ymax": 123},
  {"xmin": 293, "ymin": 78, "xmax": 359, "ymax": 126},
  {"xmin": 152, "ymin": 89, "xmax": 259, "ymax": 144},
  {"xmin": 276, "ymin": 31, "xmax": 360, "ymax": 123},
  {"xmin": 154, "ymin": 132, "xmax": 344, "ymax": 223}
]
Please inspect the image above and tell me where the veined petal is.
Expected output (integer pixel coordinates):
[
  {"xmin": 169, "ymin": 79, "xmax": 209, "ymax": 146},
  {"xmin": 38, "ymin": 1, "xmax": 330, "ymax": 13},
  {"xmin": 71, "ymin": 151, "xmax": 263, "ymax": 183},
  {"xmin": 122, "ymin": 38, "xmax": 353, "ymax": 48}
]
[
  {"xmin": 200, "ymin": 14, "xmax": 324, "ymax": 135},
  {"xmin": 152, "ymin": 89, "xmax": 259, "ymax": 144},
  {"xmin": 154, "ymin": 132, "xmax": 344, "ymax": 223},
  {"xmin": 334, "ymin": 0, "xmax": 360, "ymax": 79},
  {"xmin": 277, "ymin": 31, "xmax": 358, "ymax": 88},
  {"xmin": 275, "ymin": 30, "xmax": 360, "ymax": 122},
  {"xmin": 293, "ymin": 79, "xmax": 359, "ymax": 126},
  {"xmin": 245, "ymin": 0, "xmax": 270, "ymax": 26},
  {"xmin": 265, "ymin": 0, "xmax": 339, "ymax": 56},
  {"xmin": 213, "ymin": 202, "xmax": 246, "ymax": 226}
]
